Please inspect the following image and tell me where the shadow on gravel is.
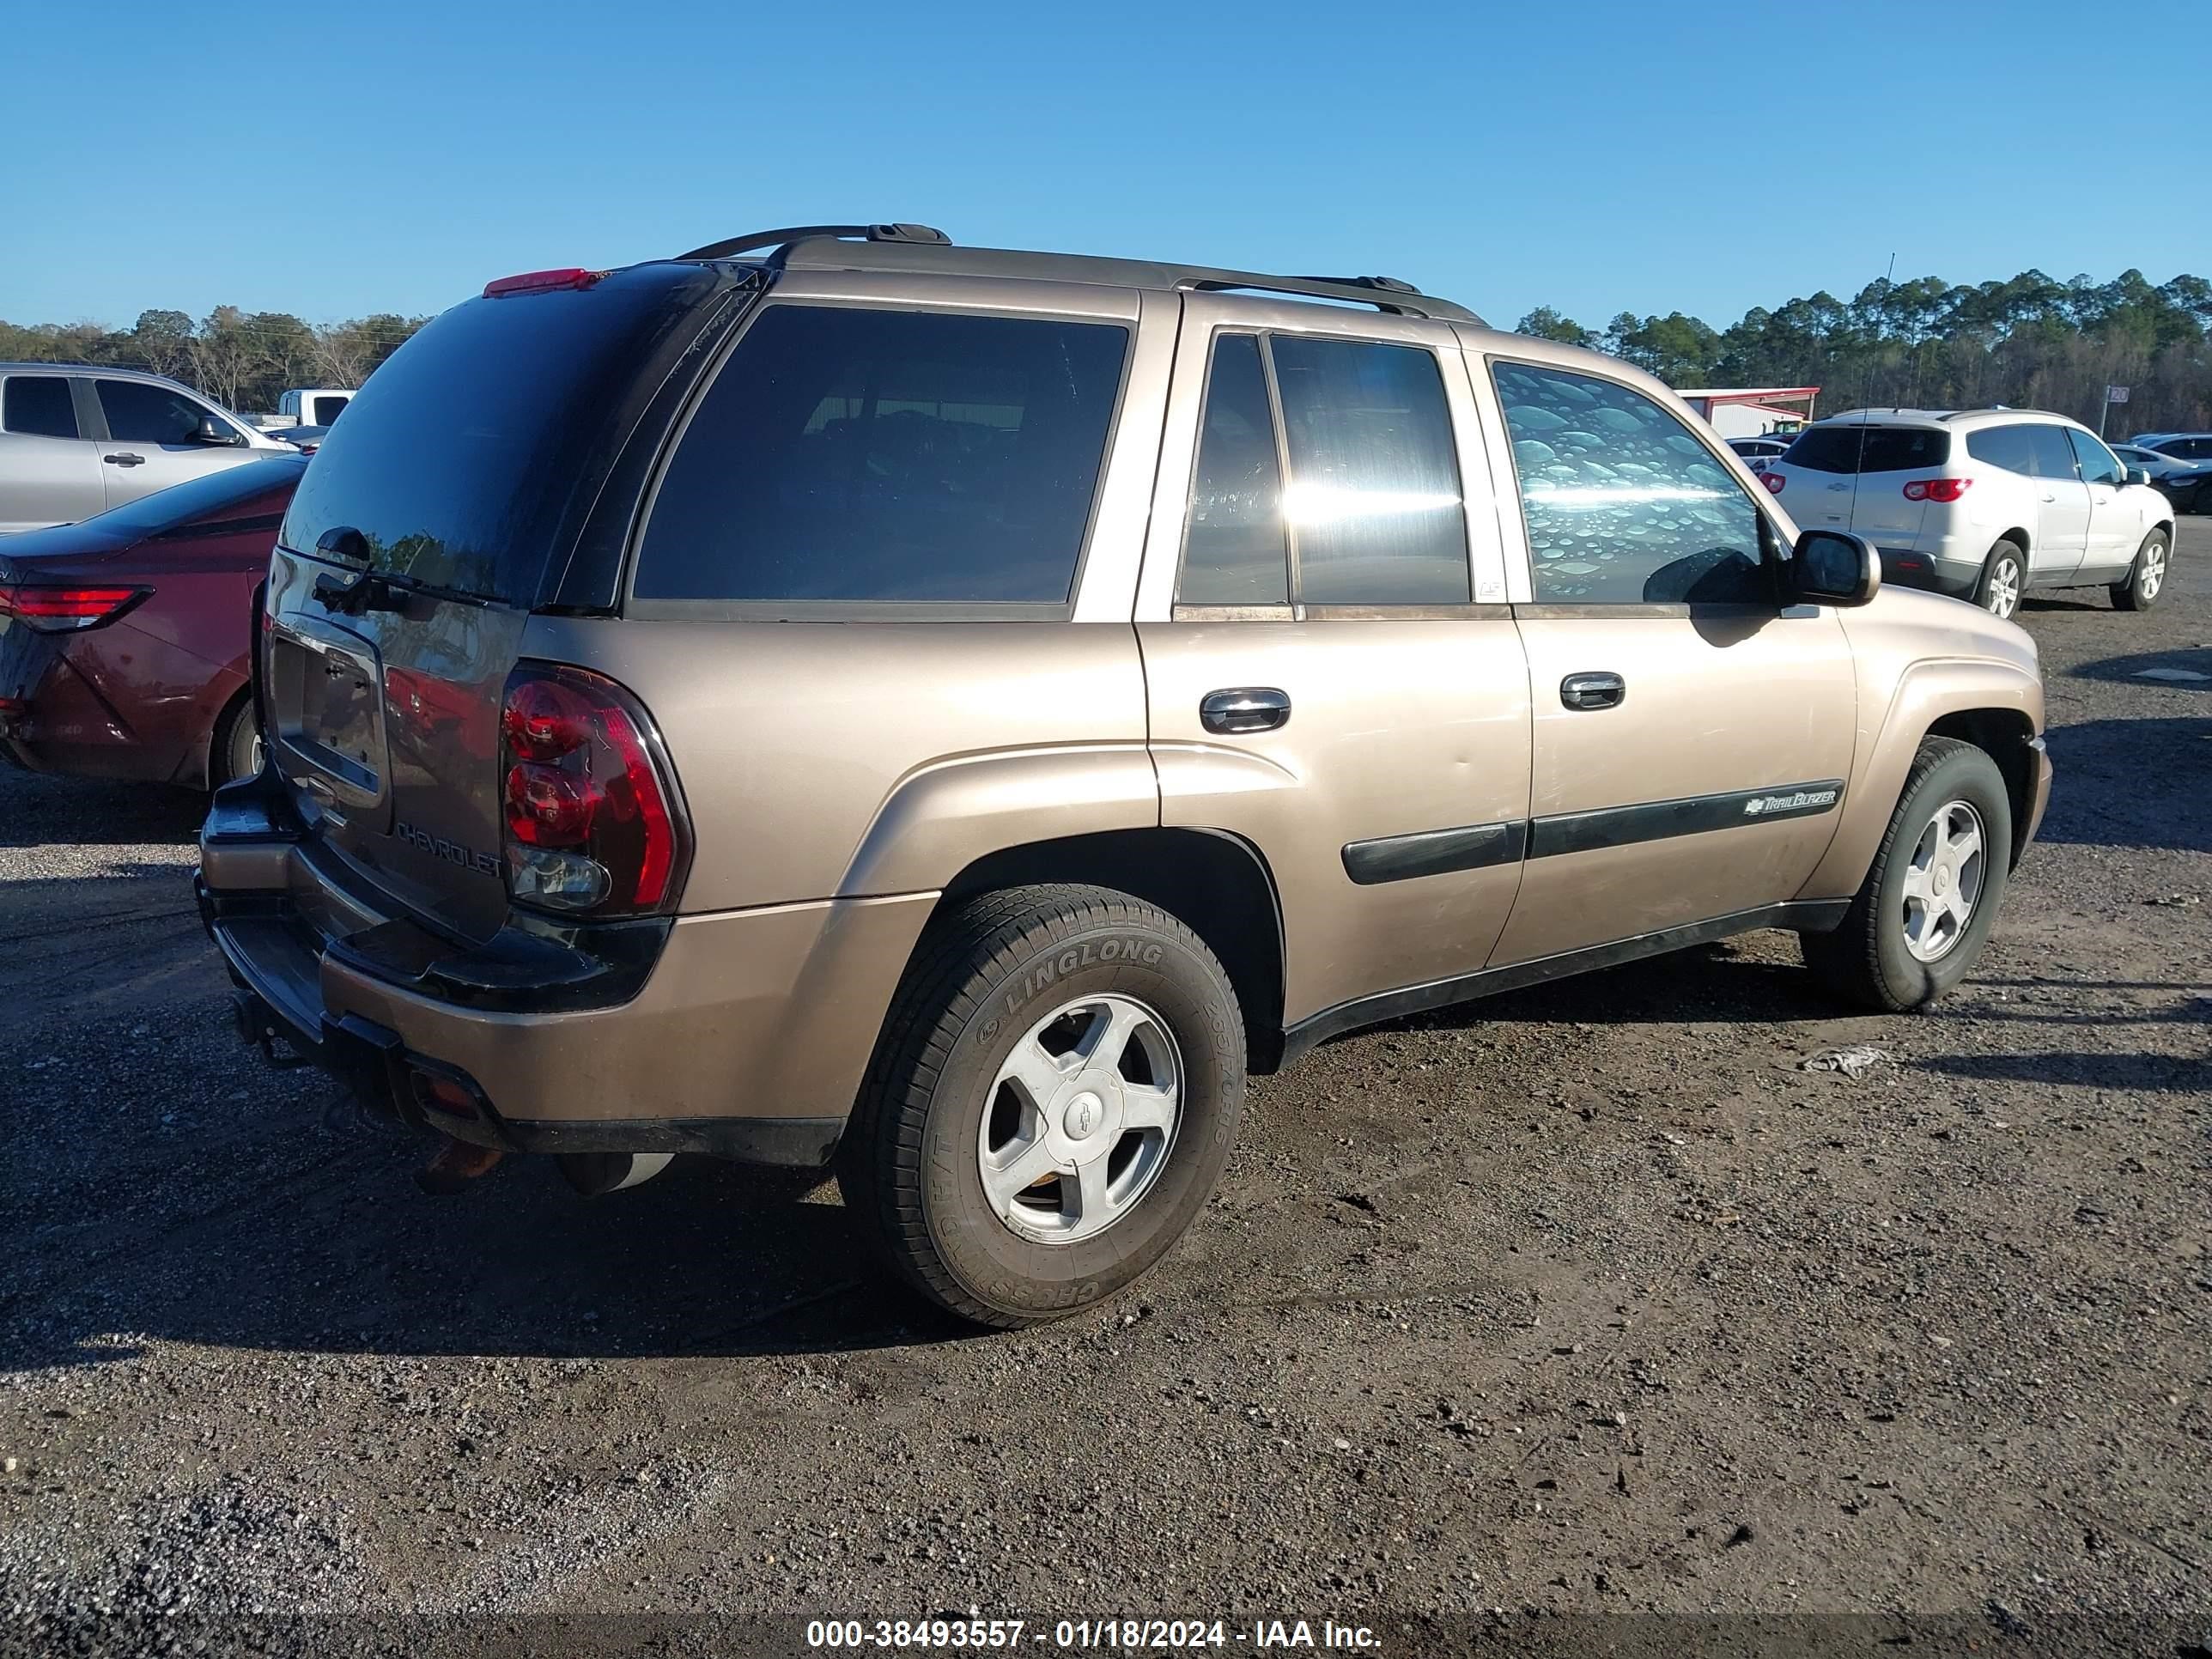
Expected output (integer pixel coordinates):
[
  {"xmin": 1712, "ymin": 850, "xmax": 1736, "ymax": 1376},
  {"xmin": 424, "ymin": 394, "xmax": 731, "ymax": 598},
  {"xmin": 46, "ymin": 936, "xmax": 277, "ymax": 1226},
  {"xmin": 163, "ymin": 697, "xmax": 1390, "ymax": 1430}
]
[
  {"xmin": 1915, "ymin": 1049, "xmax": 2209, "ymax": 1091},
  {"xmin": 0, "ymin": 771, "xmax": 204, "ymax": 848},
  {"xmin": 1370, "ymin": 937, "xmax": 1830, "ymax": 1040},
  {"xmin": 2037, "ymin": 717, "xmax": 2212, "ymax": 852},
  {"xmin": 5, "ymin": 1129, "xmax": 970, "ymax": 1374},
  {"xmin": 2067, "ymin": 649, "xmax": 2212, "ymax": 689}
]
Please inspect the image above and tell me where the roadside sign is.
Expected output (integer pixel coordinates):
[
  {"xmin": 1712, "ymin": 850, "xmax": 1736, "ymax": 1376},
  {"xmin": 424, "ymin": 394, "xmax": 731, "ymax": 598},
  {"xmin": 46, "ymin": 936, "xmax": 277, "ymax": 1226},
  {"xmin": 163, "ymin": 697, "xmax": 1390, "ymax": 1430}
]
[{"xmin": 2106, "ymin": 386, "xmax": 2130, "ymax": 404}]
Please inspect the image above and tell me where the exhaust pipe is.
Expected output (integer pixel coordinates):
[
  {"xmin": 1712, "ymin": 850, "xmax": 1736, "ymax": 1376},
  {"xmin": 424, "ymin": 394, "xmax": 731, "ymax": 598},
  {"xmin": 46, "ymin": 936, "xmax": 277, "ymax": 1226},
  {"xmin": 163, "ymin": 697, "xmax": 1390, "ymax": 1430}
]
[{"xmin": 557, "ymin": 1152, "xmax": 674, "ymax": 1197}]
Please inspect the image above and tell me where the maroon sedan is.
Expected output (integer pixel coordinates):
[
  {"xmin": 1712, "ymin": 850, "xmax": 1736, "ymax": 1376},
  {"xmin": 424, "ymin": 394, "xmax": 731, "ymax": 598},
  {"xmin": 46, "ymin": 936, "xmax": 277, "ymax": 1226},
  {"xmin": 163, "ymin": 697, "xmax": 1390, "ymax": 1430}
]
[{"xmin": 0, "ymin": 454, "xmax": 305, "ymax": 790}]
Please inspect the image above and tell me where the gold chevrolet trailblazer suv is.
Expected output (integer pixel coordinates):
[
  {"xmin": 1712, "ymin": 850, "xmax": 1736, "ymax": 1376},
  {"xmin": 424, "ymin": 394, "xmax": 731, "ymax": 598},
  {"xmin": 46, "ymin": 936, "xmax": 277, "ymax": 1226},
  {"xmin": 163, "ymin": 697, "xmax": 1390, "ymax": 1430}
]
[{"xmin": 198, "ymin": 223, "xmax": 2051, "ymax": 1326}]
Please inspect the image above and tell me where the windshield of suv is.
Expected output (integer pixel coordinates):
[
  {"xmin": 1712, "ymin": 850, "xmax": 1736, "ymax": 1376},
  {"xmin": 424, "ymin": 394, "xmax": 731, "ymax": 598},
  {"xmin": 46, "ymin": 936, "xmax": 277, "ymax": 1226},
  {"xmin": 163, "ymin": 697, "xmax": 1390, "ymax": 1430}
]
[
  {"xmin": 1783, "ymin": 425, "xmax": 1950, "ymax": 473},
  {"xmin": 278, "ymin": 264, "xmax": 725, "ymax": 605}
]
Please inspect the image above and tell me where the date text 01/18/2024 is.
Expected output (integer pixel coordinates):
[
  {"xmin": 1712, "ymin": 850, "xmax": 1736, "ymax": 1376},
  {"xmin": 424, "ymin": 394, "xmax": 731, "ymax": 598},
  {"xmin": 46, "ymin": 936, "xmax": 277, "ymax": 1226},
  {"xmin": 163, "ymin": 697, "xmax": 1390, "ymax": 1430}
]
[{"xmin": 805, "ymin": 1620, "xmax": 1382, "ymax": 1650}]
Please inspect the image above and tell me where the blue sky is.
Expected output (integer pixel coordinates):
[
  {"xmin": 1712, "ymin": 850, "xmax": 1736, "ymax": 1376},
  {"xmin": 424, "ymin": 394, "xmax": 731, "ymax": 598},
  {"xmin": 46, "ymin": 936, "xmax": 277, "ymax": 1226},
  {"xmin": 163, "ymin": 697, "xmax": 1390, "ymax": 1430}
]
[{"xmin": 9, "ymin": 0, "xmax": 2203, "ymax": 333}]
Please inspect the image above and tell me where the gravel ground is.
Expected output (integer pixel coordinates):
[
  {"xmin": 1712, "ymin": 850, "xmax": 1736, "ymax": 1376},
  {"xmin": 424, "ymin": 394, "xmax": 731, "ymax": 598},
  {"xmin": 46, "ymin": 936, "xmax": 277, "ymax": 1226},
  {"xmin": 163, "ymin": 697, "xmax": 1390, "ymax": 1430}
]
[{"xmin": 3, "ymin": 525, "xmax": 2208, "ymax": 1657}]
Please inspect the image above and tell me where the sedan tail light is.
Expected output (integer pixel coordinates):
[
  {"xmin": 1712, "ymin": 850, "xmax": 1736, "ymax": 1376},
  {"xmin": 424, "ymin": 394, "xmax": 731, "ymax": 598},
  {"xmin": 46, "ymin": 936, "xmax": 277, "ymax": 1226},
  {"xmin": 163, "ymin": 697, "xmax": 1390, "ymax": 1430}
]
[
  {"xmin": 0, "ymin": 583, "xmax": 149, "ymax": 631},
  {"xmin": 1903, "ymin": 477, "xmax": 1972, "ymax": 503},
  {"xmin": 499, "ymin": 664, "xmax": 690, "ymax": 916},
  {"xmin": 1761, "ymin": 471, "xmax": 1786, "ymax": 494}
]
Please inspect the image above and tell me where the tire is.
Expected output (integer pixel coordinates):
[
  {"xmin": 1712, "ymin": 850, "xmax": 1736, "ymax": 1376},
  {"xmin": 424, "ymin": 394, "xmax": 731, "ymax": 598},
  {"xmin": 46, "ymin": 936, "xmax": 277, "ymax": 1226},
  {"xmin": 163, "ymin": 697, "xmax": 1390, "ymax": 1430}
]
[
  {"xmin": 2108, "ymin": 527, "xmax": 2169, "ymax": 611},
  {"xmin": 1801, "ymin": 736, "xmax": 2013, "ymax": 1013},
  {"xmin": 1975, "ymin": 539, "xmax": 2026, "ymax": 621},
  {"xmin": 837, "ymin": 884, "xmax": 1247, "ymax": 1328},
  {"xmin": 210, "ymin": 694, "xmax": 264, "ymax": 789}
]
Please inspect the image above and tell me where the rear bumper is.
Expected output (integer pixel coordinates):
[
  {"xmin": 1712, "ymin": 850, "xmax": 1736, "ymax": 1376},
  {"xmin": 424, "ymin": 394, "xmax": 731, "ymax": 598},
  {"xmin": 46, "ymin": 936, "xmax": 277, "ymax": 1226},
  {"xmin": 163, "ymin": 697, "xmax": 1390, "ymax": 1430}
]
[
  {"xmin": 1877, "ymin": 544, "xmax": 1980, "ymax": 598},
  {"xmin": 197, "ymin": 779, "xmax": 933, "ymax": 1166}
]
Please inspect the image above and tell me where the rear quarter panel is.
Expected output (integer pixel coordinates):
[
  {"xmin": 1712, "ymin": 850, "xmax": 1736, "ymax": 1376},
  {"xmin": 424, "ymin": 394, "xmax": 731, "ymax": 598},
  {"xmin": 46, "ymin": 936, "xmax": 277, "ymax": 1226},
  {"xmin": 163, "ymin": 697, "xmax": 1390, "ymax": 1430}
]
[{"xmin": 518, "ymin": 616, "xmax": 1156, "ymax": 913}]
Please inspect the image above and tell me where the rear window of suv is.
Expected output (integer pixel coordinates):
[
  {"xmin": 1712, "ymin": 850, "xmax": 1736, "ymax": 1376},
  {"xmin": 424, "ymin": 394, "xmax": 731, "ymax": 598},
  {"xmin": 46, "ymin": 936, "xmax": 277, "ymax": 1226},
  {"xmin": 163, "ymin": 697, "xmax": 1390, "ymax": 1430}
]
[
  {"xmin": 633, "ymin": 305, "xmax": 1130, "ymax": 607},
  {"xmin": 1783, "ymin": 425, "xmax": 1949, "ymax": 474},
  {"xmin": 280, "ymin": 264, "xmax": 726, "ymax": 605}
]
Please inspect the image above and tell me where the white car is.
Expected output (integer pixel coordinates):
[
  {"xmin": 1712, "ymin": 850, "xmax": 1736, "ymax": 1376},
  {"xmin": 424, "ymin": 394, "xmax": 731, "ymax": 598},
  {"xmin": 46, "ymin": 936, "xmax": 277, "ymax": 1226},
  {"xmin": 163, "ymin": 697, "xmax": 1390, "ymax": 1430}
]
[
  {"xmin": 1760, "ymin": 408, "xmax": 2175, "ymax": 619},
  {"xmin": 1724, "ymin": 434, "xmax": 1794, "ymax": 473}
]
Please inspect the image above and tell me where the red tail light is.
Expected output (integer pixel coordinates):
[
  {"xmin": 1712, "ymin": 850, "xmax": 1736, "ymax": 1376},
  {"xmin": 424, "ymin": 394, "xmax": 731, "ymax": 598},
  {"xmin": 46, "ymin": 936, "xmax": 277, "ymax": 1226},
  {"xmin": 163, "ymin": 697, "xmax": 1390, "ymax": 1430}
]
[
  {"xmin": 1761, "ymin": 471, "xmax": 1786, "ymax": 494},
  {"xmin": 0, "ymin": 583, "xmax": 149, "ymax": 631},
  {"xmin": 498, "ymin": 664, "xmax": 689, "ymax": 915},
  {"xmin": 483, "ymin": 267, "xmax": 604, "ymax": 299},
  {"xmin": 1903, "ymin": 477, "xmax": 1972, "ymax": 503}
]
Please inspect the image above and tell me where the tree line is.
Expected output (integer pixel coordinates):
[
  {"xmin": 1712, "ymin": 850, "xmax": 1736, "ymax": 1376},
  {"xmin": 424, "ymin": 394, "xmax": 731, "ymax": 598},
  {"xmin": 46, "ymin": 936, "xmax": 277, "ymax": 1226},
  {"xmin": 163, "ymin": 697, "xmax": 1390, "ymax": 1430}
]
[
  {"xmin": 0, "ymin": 307, "xmax": 428, "ymax": 418},
  {"xmin": 1519, "ymin": 268, "xmax": 2212, "ymax": 434},
  {"xmin": 7, "ymin": 264, "xmax": 2210, "ymax": 434}
]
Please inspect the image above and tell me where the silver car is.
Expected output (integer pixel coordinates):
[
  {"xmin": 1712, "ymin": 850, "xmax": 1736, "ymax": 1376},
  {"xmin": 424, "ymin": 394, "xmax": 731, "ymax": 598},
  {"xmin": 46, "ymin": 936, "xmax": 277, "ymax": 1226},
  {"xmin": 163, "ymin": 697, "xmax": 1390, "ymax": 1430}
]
[{"xmin": 0, "ymin": 363, "xmax": 293, "ymax": 534}]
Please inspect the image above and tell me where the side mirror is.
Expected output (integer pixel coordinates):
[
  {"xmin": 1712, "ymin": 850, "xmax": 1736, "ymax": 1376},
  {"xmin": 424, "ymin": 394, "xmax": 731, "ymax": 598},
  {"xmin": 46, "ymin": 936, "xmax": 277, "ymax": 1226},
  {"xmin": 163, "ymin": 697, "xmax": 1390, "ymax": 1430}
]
[
  {"xmin": 1791, "ymin": 530, "xmax": 1879, "ymax": 607},
  {"xmin": 195, "ymin": 415, "xmax": 244, "ymax": 447},
  {"xmin": 2127, "ymin": 466, "xmax": 2152, "ymax": 488}
]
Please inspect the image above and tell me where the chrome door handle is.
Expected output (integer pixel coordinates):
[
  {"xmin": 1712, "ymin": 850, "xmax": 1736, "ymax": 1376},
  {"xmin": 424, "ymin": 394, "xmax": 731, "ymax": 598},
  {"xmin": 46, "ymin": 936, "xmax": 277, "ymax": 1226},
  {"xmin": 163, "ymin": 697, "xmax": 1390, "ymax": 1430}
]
[
  {"xmin": 1200, "ymin": 687, "xmax": 1290, "ymax": 734},
  {"xmin": 1560, "ymin": 672, "xmax": 1626, "ymax": 711},
  {"xmin": 2039, "ymin": 493, "xmax": 2056, "ymax": 502}
]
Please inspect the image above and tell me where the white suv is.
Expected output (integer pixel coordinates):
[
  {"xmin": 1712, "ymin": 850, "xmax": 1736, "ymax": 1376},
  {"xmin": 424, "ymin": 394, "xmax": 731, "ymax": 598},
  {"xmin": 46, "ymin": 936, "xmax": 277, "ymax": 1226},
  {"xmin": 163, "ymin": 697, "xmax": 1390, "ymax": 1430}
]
[{"xmin": 1760, "ymin": 408, "xmax": 2174, "ymax": 619}]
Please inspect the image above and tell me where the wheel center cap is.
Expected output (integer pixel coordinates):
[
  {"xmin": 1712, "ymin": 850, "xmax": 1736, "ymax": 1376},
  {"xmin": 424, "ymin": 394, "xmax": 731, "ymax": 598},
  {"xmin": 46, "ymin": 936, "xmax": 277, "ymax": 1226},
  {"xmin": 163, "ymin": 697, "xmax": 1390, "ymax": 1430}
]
[
  {"xmin": 1063, "ymin": 1092, "xmax": 1103, "ymax": 1140},
  {"xmin": 1932, "ymin": 866, "xmax": 1951, "ymax": 896}
]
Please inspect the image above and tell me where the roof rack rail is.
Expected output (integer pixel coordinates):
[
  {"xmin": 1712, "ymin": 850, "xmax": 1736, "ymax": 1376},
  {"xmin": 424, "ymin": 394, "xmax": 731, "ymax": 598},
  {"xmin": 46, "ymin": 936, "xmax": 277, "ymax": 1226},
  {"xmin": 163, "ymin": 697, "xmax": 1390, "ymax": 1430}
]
[
  {"xmin": 1177, "ymin": 271, "xmax": 1468, "ymax": 320},
  {"xmin": 1291, "ymin": 274, "xmax": 1421, "ymax": 295},
  {"xmin": 676, "ymin": 222, "xmax": 950, "ymax": 263}
]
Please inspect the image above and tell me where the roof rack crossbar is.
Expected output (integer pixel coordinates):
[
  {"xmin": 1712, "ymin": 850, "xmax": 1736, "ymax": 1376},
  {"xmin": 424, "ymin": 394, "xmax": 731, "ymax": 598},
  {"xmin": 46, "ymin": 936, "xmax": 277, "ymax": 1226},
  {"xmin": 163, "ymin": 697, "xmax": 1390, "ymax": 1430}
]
[{"xmin": 677, "ymin": 222, "xmax": 951, "ymax": 263}]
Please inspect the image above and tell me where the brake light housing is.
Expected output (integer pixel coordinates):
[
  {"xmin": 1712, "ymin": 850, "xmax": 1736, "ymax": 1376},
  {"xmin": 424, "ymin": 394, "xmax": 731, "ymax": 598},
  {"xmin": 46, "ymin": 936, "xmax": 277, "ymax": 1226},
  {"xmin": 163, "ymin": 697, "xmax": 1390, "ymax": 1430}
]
[
  {"xmin": 1904, "ymin": 477, "xmax": 1972, "ymax": 503},
  {"xmin": 498, "ymin": 664, "xmax": 690, "ymax": 917},
  {"xmin": 0, "ymin": 583, "xmax": 149, "ymax": 631},
  {"xmin": 483, "ymin": 267, "xmax": 605, "ymax": 299},
  {"xmin": 1761, "ymin": 471, "xmax": 1786, "ymax": 494}
]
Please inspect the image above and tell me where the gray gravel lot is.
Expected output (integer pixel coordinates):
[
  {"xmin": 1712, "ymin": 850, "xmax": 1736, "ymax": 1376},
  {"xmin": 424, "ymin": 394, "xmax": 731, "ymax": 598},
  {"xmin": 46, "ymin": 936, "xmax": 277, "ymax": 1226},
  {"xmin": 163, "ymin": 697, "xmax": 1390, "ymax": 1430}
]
[{"xmin": 3, "ymin": 526, "xmax": 2208, "ymax": 1656}]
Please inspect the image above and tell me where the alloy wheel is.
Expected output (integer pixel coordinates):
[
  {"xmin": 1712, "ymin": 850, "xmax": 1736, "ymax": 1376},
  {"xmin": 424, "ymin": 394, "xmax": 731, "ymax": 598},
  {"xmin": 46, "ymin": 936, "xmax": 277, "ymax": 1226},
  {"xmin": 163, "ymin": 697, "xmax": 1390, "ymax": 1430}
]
[
  {"xmin": 976, "ymin": 992, "xmax": 1183, "ymax": 1244},
  {"xmin": 2139, "ymin": 538, "xmax": 2166, "ymax": 602},
  {"xmin": 1900, "ymin": 799, "xmax": 1986, "ymax": 963},
  {"xmin": 1984, "ymin": 556, "xmax": 2021, "ymax": 619}
]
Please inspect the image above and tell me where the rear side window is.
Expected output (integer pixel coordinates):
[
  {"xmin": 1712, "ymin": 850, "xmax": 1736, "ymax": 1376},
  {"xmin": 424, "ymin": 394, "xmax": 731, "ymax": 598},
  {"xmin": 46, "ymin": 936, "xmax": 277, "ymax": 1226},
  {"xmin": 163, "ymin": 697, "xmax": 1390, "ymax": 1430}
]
[
  {"xmin": 3, "ymin": 375, "xmax": 77, "ymax": 439},
  {"xmin": 98, "ymin": 380, "xmax": 209, "ymax": 444},
  {"xmin": 1181, "ymin": 334, "xmax": 1288, "ymax": 604},
  {"xmin": 1784, "ymin": 425, "xmax": 1949, "ymax": 474},
  {"xmin": 1966, "ymin": 424, "xmax": 2036, "ymax": 474},
  {"xmin": 2155, "ymin": 436, "xmax": 2212, "ymax": 460},
  {"xmin": 1494, "ymin": 361, "xmax": 1766, "ymax": 605},
  {"xmin": 1270, "ymin": 337, "xmax": 1468, "ymax": 604},
  {"xmin": 635, "ymin": 305, "xmax": 1129, "ymax": 605},
  {"xmin": 310, "ymin": 394, "xmax": 349, "ymax": 425}
]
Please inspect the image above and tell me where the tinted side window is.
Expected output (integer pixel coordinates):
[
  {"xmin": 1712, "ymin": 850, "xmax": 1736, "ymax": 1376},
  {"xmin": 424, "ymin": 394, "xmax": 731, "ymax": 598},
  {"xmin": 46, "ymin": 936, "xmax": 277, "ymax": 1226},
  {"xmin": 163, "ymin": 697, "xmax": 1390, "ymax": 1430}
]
[
  {"xmin": 1180, "ymin": 334, "xmax": 1288, "ymax": 605},
  {"xmin": 1270, "ymin": 337, "xmax": 1468, "ymax": 604},
  {"xmin": 1494, "ymin": 362, "xmax": 1766, "ymax": 605},
  {"xmin": 2026, "ymin": 425, "xmax": 2081, "ymax": 481},
  {"xmin": 98, "ymin": 380, "xmax": 206, "ymax": 444},
  {"xmin": 3, "ymin": 375, "xmax": 78, "ymax": 439},
  {"xmin": 311, "ymin": 395, "xmax": 349, "ymax": 425},
  {"xmin": 635, "ymin": 306, "xmax": 1129, "ymax": 605},
  {"xmin": 1966, "ymin": 424, "xmax": 2037, "ymax": 475},
  {"xmin": 2067, "ymin": 428, "xmax": 2124, "ymax": 486}
]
